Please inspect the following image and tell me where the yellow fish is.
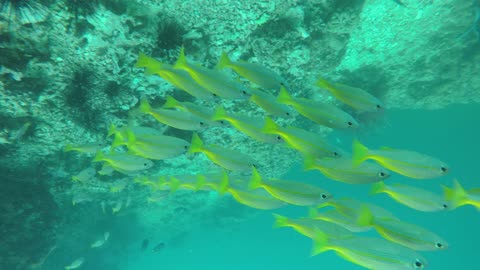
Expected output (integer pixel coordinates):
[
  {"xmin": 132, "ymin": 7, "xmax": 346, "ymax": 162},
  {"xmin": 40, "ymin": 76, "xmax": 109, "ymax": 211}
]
[
  {"xmin": 312, "ymin": 232, "xmax": 428, "ymax": 270},
  {"xmin": 316, "ymin": 77, "xmax": 383, "ymax": 112},
  {"xmin": 352, "ymin": 139, "xmax": 449, "ymax": 179},
  {"xmin": 319, "ymin": 198, "xmax": 399, "ymax": 221},
  {"xmin": 216, "ymin": 51, "xmax": 289, "ymax": 89},
  {"xmin": 163, "ymin": 96, "xmax": 222, "ymax": 127},
  {"xmin": 249, "ymin": 167, "xmax": 332, "ymax": 206},
  {"xmin": 263, "ymin": 117, "xmax": 342, "ymax": 158},
  {"xmin": 277, "ymin": 86, "xmax": 359, "ymax": 129},
  {"xmin": 64, "ymin": 142, "xmax": 106, "ymax": 153},
  {"xmin": 442, "ymin": 179, "xmax": 480, "ymax": 210},
  {"xmin": 189, "ymin": 133, "xmax": 256, "ymax": 171},
  {"xmin": 358, "ymin": 207, "xmax": 449, "ymax": 251},
  {"xmin": 249, "ymin": 88, "xmax": 294, "ymax": 118},
  {"xmin": 139, "ymin": 98, "xmax": 206, "ymax": 130},
  {"xmin": 309, "ymin": 208, "xmax": 372, "ymax": 233},
  {"xmin": 135, "ymin": 52, "xmax": 214, "ymax": 100},
  {"xmin": 212, "ymin": 107, "xmax": 282, "ymax": 143},
  {"xmin": 273, "ymin": 214, "xmax": 352, "ymax": 240},
  {"xmin": 226, "ymin": 187, "xmax": 286, "ymax": 210},
  {"xmin": 93, "ymin": 151, "xmax": 153, "ymax": 175},
  {"xmin": 123, "ymin": 129, "xmax": 189, "ymax": 160},
  {"xmin": 371, "ymin": 181, "xmax": 450, "ymax": 212},
  {"xmin": 64, "ymin": 257, "xmax": 85, "ymax": 270},
  {"xmin": 173, "ymin": 47, "xmax": 250, "ymax": 99},
  {"xmin": 304, "ymin": 155, "xmax": 390, "ymax": 184}
]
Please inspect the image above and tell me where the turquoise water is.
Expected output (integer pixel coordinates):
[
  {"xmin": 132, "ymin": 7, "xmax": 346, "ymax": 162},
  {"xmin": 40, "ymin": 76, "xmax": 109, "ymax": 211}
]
[
  {"xmin": 1, "ymin": 0, "xmax": 480, "ymax": 269},
  {"xmin": 38, "ymin": 105, "xmax": 479, "ymax": 269}
]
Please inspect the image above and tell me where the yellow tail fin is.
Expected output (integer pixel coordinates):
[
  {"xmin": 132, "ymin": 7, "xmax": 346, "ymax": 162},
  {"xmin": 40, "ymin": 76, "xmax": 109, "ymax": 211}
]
[{"xmin": 216, "ymin": 51, "xmax": 232, "ymax": 69}]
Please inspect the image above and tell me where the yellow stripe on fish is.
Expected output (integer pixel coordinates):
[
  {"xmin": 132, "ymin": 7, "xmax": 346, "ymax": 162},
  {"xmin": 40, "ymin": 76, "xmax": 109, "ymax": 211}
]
[
  {"xmin": 188, "ymin": 133, "xmax": 256, "ymax": 171},
  {"xmin": 352, "ymin": 139, "xmax": 449, "ymax": 179},
  {"xmin": 216, "ymin": 51, "xmax": 289, "ymax": 90},
  {"xmin": 316, "ymin": 77, "xmax": 383, "ymax": 112},
  {"xmin": 174, "ymin": 47, "xmax": 251, "ymax": 100},
  {"xmin": 277, "ymin": 86, "xmax": 359, "ymax": 129}
]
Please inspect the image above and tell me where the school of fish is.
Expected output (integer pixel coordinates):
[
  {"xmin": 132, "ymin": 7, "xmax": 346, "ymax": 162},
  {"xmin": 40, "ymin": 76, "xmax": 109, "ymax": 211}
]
[{"xmin": 63, "ymin": 48, "xmax": 478, "ymax": 270}]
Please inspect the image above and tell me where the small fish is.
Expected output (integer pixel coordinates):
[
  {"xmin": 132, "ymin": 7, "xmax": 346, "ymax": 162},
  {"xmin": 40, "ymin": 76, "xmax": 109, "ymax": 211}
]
[
  {"xmin": 112, "ymin": 200, "xmax": 123, "ymax": 214},
  {"xmin": 216, "ymin": 51, "xmax": 289, "ymax": 89},
  {"xmin": 263, "ymin": 117, "xmax": 342, "ymax": 158},
  {"xmin": 249, "ymin": 88, "xmax": 294, "ymax": 118},
  {"xmin": 352, "ymin": 139, "xmax": 449, "ymax": 179},
  {"xmin": 124, "ymin": 129, "xmax": 190, "ymax": 160},
  {"xmin": 189, "ymin": 133, "xmax": 256, "ymax": 171},
  {"xmin": 211, "ymin": 107, "xmax": 282, "ymax": 143},
  {"xmin": 277, "ymin": 86, "xmax": 359, "ymax": 129},
  {"xmin": 98, "ymin": 164, "xmax": 114, "ymax": 176},
  {"xmin": 136, "ymin": 53, "xmax": 214, "ymax": 100},
  {"xmin": 104, "ymin": 232, "xmax": 110, "ymax": 241},
  {"xmin": 139, "ymin": 98, "xmax": 206, "ymax": 130},
  {"xmin": 249, "ymin": 167, "xmax": 332, "ymax": 206},
  {"xmin": 163, "ymin": 96, "xmax": 221, "ymax": 127},
  {"xmin": 64, "ymin": 142, "xmax": 106, "ymax": 153},
  {"xmin": 442, "ymin": 179, "xmax": 480, "ymax": 210},
  {"xmin": 312, "ymin": 232, "xmax": 428, "ymax": 270},
  {"xmin": 71, "ymin": 167, "xmax": 96, "ymax": 183},
  {"xmin": 321, "ymin": 198, "xmax": 399, "ymax": 222},
  {"xmin": 72, "ymin": 192, "xmax": 94, "ymax": 206},
  {"xmin": 91, "ymin": 231, "xmax": 110, "ymax": 248},
  {"xmin": 273, "ymin": 214, "xmax": 353, "ymax": 240},
  {"xmin": 64, "ymin": 257, "xmax": 85, "ymax": 270},
  {"xmin": 91, "ymin": 239, "xmax": 104, "ymax": 248},
  {"xmin": 93, "ymin": 151, "xmax": 154, "ymax": 175},
  {"xmin": 198, "ymin": 172, "xmax": 231, "ymax": 193},
  {"xmin": 152, "ymin": 242, "xmax": 165, "ymax": 252},
  {"xmin": 371, "ymin": 181, "xmax": 450, "ymax": 212},
  {"xmin": 10, "ymin": 122, "xmax": 31, "ymax": 141},
  {"xmin": 358, "ymin": 207, "xmax": 449, "ymax": 251},
  {"xmin": 174, "ymin": 47, "xmax": 251, "ymax": 99},
  {"xmin": 100, "ymin": 201, "xmax": 106, "ymax": 214},
  {"xmin": 304, "ymin": 155, "xmax": 390, "ymax": 184},
  {"xmin": 316, "ymin": 77, "xmax": 383, "ymax": 112},
  {"xmin": 309, "ymin": 208, "xmax": 372, "ymax": 233},
  {"xmin": 141, "ymin": 239, "xmax": 149, "ymax": 252},
  {"xmin": 169, "ymin": 171, "xmax": 229, "ymax": 194},
  {"xmin": 226, "ymin": 187, "xmax": 286, "ymax": 210}
]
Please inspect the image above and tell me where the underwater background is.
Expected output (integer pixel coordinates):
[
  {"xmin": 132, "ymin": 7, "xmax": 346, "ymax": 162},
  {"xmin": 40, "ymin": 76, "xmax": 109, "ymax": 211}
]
[{"xmin": 1, "ymin": 0, "xmax": 479, "ymax": 269}]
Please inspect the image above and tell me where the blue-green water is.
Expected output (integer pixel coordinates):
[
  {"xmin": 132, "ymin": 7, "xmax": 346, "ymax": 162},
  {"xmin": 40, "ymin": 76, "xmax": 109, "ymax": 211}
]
[{"xmin": 39, "ymin": 104, "xmax": 479, "ymax": 270}]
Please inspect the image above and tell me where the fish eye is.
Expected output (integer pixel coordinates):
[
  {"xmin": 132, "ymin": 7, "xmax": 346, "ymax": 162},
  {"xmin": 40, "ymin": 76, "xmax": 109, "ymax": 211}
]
[
  {"xmin": 242, "ymin": 90, "xmax": 248, "ymax": 95},
  {"xmin": 143, "ymin": 163, "xmax": 148, "ymax": 167},
  {"xmin": 413, "ymin": 259, "xmax": 424, "ymax": 269},
  {"xmin": 347, "ymin": 121, "xmax": 353, "ymax": 127},
  {"xmin": 321, "ymin": 194, "xmax": 328, "ymax": 199},
  {"xmin": 440, "ymin": 166, "xmax": 448, "ymax": 173},
  {"xmin": 199, "ymin": 122, "xmax": 205, "ymax": 126},
  {"xmin": 285, "ymin": 112, "xmax": 290, "ymax": 116},
  {"xmin": 435, "ymin": 242, "xmax": 443, "ymax": 249},
  {"xmin": 219, "ymin": 120, "xmax": 225, "ymax": 125},
  {"xmin": 376, "ymin": 104, "xmax": 382, "ymax": 109},
  {"xmin": 276, "ymin": 136, "xmax": 282, "ymax": 141},
  {"xmin": 184, "ymin": 145, "xmax": 189, "ymax": 150},
  {"xmin": 378, "ymin": 171, "xmax": 387, "ymax": 177},
  {"xmin": 442, "ymin": 203, "xmax": 448, "ymax": 209},
  {"xmin": 333, "ymin": 151, "xmax": 339, "ymax": 157}
]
